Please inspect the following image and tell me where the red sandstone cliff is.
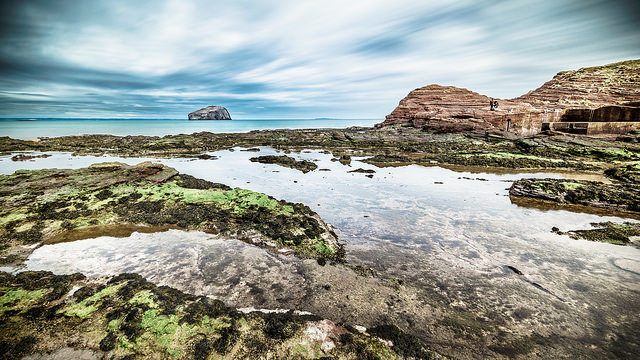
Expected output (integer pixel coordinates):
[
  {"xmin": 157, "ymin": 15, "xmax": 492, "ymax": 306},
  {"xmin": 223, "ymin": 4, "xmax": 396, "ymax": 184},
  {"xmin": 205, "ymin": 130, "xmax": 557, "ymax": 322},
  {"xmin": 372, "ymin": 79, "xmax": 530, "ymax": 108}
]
[{"xmin": 378, "ymin": 59, "xmax": 640, "ymax": 135}]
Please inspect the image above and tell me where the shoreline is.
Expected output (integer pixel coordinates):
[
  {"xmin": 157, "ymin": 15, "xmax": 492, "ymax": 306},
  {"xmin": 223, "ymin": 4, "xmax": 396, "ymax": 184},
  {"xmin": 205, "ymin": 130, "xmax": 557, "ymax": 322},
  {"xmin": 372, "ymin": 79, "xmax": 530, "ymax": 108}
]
[{"xmin": 2, "ymin": 127, "xmax": 640, "ymax": 358}]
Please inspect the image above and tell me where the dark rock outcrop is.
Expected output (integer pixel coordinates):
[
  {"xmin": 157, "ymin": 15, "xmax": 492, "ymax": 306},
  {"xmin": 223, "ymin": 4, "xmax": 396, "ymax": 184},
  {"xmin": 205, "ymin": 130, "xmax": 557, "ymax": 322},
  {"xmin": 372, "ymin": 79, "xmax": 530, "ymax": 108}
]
[
  {"xmin": 554, "ymin": 222, "xmax": 640, "ymax": 245},
  {"xmin": 249, "ymin": 155, "xmax": 318, "ymax": 173},
  {"xmin": 509, "ymin": 178, "xmax": 640, "ymax": 214},
  {"xmin": 378, "ymin": 59, "xmax": 640, "ymax": 135},
  {"xmin": 188, "ymin": 106, "xmax": 231, "ymax": 120}
]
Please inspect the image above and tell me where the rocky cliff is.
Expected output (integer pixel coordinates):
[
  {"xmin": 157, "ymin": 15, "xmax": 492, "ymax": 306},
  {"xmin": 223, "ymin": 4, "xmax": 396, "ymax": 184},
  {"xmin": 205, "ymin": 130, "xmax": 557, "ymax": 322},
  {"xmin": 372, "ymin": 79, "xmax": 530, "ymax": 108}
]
[
  {"xmin": 517, "ymin": 59, "xmax": 640, "ymax": 107},
  {"xmin": 378, "ymin": 59, "xmax": 640, "ymax": 135},
  {"xmin": 188, "ymin": 105, "xmax": 231, "ymax": 120}
]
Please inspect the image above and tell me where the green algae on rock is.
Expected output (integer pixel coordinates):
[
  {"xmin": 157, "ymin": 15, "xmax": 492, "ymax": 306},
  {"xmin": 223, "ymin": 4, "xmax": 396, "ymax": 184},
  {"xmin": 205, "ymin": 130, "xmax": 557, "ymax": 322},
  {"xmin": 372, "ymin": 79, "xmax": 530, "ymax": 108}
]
[
  {"xmin": 553, "ymin": 222, "xmax": 640, "ymax": 245},
  {"xmin": 509, "ymin": 178, "xmax": 640, "ymax": 215},
  {"xmin": 4, "ymin": 126, "xmax": 640, "ymax": 174},
  {"xmin": 0, "ymin": 162, "xmax": 343, "ymax": 264},
  {"xmin": 249, "ymin": 155, "xmax": 318, "ymax": 173},
  {"xmin": 0, "ymin": 271, "xmax": 422, "ymax": 359}
]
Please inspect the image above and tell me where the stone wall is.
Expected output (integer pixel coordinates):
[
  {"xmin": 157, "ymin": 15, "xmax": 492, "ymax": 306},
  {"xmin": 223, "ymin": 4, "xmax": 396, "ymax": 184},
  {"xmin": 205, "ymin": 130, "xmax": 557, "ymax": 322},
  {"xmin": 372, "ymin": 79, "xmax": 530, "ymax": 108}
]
[{"xmin": 561, "ymin": 105, "xmax": 640, "ymax": 123}]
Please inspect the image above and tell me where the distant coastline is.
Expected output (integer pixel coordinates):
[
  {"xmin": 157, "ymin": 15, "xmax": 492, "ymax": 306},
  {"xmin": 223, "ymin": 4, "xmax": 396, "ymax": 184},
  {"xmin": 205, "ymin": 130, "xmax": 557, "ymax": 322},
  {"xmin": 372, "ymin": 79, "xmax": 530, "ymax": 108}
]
[{"xmin": 0, "ymin": 118, "xmax": 380, "ymax": 139}]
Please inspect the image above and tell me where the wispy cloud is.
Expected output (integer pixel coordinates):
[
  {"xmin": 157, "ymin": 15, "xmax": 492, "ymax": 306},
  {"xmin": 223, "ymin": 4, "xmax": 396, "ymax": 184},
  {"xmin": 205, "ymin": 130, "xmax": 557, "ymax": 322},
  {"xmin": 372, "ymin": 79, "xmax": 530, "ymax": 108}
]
[{"xmin": 0, "ymin": 0, "xmax": 638, "ymax": 118}]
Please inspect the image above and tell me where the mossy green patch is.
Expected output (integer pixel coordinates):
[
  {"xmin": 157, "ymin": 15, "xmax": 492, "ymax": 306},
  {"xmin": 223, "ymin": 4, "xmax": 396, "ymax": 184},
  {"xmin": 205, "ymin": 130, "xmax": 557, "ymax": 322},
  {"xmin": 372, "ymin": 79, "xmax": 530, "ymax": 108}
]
[
  {"xmin": 137, "ymin": 183, "xmax": 292, "ymax": 214},
  {"xmin": 561, "ymin": 182, "xmax": 583, "ymax": 190},
  {"xmin": 61, "ymin": 282, "xmax": 126, "ymax": 318},
  {"xmin": 128, "ymin": 290, "xmax": 158, "ymax": 308},
  {"xmin": 0, "ymin": 288, "xmax": 47, "ymax": 315},
  {"xmin": 137, "ymin": 308, "xmax": 232, "ymax": 357}
]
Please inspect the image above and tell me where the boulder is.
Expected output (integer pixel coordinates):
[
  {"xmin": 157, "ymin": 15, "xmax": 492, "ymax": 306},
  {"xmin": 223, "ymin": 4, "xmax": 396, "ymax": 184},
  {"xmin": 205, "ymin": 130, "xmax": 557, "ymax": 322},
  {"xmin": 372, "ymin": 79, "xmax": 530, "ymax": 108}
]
[{"xmin": 188, "ymin": 106, "xmax": 231, "ymax": 120}]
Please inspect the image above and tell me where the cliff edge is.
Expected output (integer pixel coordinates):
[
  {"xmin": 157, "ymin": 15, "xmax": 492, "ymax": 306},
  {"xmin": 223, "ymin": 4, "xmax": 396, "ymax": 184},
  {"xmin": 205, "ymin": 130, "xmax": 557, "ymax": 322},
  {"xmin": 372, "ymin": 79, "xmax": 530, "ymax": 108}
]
[{"xmin": 377, "ymin": 59, "xmax": 640, "ymax": 135}]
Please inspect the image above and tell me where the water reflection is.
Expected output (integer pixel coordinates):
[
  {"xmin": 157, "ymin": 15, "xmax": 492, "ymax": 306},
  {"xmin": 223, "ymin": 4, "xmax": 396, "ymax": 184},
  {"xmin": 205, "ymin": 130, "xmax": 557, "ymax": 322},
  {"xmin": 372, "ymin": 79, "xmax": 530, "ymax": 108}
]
[{"xmin": 2, "ymin": 148, "xmax": 640, "ymax": 357}]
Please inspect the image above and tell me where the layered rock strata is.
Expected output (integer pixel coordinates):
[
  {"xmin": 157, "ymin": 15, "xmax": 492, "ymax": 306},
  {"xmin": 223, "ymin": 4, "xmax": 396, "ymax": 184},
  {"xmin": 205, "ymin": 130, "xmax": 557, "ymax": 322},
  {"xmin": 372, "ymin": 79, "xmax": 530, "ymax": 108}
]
[{"xmin": 378, "ymin": 59, "xmax": 640, "ymax": 135}]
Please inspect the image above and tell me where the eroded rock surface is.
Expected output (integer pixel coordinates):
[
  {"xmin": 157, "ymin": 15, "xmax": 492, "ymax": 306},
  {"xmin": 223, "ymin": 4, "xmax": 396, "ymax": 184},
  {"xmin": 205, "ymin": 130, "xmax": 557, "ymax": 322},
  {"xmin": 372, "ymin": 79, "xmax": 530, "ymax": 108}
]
[
  {"xmin": 378, "ymin": 59, "xmax": 640, "ymax": 135},
  {"xmin": 553, "ymin": 222, "xmax": 640, "ymax": 245}
]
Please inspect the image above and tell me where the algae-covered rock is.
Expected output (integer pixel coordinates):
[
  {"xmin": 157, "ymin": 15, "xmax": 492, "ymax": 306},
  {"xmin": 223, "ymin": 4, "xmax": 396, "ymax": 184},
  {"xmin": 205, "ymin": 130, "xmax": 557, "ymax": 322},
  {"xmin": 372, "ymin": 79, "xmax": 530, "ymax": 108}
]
[
  {"xmin": 0, "ymin": 162, "xmax": 342, "ymax": 263},
  {"xmin": 554, "ymin": 222, "xmax": 640, "ymax": 245},
  {"xmin": 509, "ymin": 178, "xmax": 640, "ymax": 215},
  {"xmin": 604, "ymin": 163, "xmax": 640, "ymax": 184},
  {"xmin": 0, "ymin": 271, "xmax": 405, "ymax": 359},
  {"xmin": 249, "ymin": 155, "xmax": 318, "ymax": 173}
]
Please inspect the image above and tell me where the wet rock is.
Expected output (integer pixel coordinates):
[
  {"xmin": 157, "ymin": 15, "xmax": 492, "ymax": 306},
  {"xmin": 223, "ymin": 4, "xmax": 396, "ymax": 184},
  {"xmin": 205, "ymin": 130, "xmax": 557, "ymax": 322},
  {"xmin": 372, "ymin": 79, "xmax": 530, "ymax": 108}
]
[
  {"xmin": 249, "ymin": 155, "xmax": 318, "ymax": 173},
  {"xmin": 0, "ymin": 271, "xmax": 402, "ymax": 360},
  {"xmin": 196, "ymin": 154, "xmax": 218, "ymax": 160},
  {"xmin": 555, "ymin": 222, "xmax": 640, "ymax": 245},
  {"xmin": 331, "ymin": 155, "xmax": 352, "ymax": 165},
  {"xmin": 348, "ymin": 168, "xmax": 375, "ymax": 174},
  {"xmin": 10, "ymin": 154, "xmax": 51, "ymax": 162},
  {"xmin": 506, "ymin": 266, "xmax": 524, "ymax": 275},
  {"xmin": 0, "ymin": 162, "xmax": 342, "ymax": 263},
  {"xmin": 604, "ymin": 164, "xmax": 640, "ymax": 184},
  {"xmin": 509, "ymin": 178, "xmax": 640, "ymax": 214}
]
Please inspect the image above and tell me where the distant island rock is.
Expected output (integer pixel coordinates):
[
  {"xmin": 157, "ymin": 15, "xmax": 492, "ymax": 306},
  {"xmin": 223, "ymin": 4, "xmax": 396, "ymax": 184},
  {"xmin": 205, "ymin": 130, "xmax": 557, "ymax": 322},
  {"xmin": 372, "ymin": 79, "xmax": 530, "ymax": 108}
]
[{"xmin": 188, "ymin": 105, "xmax": 231, "ymax": 120}]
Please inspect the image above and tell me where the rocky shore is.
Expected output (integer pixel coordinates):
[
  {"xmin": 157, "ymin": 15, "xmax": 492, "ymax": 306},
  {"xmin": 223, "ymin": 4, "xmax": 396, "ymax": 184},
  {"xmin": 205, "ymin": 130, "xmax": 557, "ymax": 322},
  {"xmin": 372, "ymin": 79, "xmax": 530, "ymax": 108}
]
[
  {"xmin": 0, "ymin": 271, "xmax": 436, "ymax": 359},
  {"xmin": 5, "ymin": 126, "xmax": 640, "ymax": 247},
  {"xmin": 0, "ymin": 162, "xmax": 343, "ymax": 267},
  {"xmin": 3, "ymin": 127, "xmax": 640, "ymax": 239}
]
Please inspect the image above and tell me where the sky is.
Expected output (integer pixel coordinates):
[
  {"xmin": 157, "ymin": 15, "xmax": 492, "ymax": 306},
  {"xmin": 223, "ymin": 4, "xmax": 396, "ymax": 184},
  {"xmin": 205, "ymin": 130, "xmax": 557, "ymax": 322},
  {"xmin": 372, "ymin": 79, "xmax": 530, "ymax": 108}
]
[{"xmin": 0, "ymin": 0, "xmax": 639, "ymax": 119}]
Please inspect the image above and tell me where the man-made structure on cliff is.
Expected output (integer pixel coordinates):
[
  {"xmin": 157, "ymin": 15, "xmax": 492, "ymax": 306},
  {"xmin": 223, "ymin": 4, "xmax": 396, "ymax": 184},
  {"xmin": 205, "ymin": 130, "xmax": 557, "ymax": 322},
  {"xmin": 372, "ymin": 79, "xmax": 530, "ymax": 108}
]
[
  {"xmin": 378, "ymin": 59, "xmax": 640, "ymax": 135},
  {"xmin": 188, "ymin": 105, "xmax": 232, "ymax": 120},
  {"xmin": 542, "ymin": 102, "xmax": 640, "ymax": 134}
]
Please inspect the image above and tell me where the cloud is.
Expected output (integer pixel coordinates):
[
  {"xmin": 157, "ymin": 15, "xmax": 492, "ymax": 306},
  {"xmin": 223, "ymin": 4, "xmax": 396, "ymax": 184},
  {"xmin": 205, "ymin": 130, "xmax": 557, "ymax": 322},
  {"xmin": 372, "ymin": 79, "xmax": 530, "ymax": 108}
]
[{"xmin": 0, "ymin": 0, "xmax": 638, "ymax": 118}]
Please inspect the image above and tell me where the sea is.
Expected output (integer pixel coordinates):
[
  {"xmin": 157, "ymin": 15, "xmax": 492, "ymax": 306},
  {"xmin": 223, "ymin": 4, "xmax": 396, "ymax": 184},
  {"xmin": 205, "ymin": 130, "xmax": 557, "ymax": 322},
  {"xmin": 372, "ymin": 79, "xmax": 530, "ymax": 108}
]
[{"xmin": 0, "ymin": 118, "xmax": 380, "ymax": 139}]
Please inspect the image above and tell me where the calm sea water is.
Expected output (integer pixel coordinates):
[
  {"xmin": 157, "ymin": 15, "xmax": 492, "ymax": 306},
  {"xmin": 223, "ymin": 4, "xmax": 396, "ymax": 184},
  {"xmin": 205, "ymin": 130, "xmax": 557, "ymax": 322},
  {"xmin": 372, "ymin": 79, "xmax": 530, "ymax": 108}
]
[{"xmin": 0, "ymin": 118, "xmax": 379, "ymax": 139}]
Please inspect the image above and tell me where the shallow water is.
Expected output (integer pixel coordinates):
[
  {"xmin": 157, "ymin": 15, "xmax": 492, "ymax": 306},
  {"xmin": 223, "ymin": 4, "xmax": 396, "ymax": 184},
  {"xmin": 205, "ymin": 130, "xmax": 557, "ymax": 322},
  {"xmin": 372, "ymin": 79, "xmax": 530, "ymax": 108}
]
[
  {"xmin": 2, "ymin": 149, "xmax": 639, "ymax": 358},
  {"xmin": 0, "ymin": 118, "xmax": 379, "ymax": 139}
]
